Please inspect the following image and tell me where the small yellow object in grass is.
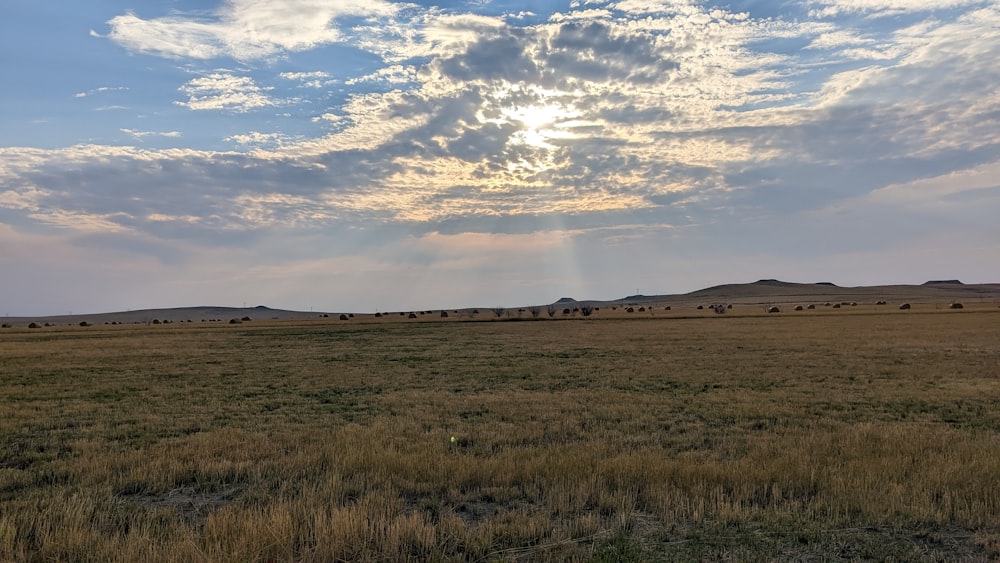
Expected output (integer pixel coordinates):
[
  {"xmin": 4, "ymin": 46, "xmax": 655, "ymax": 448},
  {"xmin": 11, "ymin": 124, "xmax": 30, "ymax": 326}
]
[{"xmin": 450, "ymin": 436, "xmax": 456, "ymax": 444}]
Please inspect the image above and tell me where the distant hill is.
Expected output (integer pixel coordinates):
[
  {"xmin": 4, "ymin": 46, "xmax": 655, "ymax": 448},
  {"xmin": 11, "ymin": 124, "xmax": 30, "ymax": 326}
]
[
  {"xmin": 675, "ymin": 279, "xmax": 998, "ymax": 305},
  {"xmin": 1, "ymin": 305, "xmax": 326, "ymax": 328},
  {"xmin": 3, "ymin": 280, "xmax": 998, "ymax": 328}
]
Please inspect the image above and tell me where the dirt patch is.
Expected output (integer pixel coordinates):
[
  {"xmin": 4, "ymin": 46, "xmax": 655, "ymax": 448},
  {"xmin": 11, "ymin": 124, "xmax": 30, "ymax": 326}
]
[{"xmin": 122, "ymin": 486, "xmax": 244, "ymax": 527}]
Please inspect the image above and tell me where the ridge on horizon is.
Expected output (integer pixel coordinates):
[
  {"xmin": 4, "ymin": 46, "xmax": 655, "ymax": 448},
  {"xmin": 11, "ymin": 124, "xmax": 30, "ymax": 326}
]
[{"xmin": 4, "ymin": 279, "xmax": 998, "ymax": 321}]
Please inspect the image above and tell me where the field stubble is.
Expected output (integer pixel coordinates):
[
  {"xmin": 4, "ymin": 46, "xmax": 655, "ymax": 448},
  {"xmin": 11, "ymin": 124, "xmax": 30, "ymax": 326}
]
[{"xmin": 1, "ymin": 309, "xmax": 999, "ymax": 561}]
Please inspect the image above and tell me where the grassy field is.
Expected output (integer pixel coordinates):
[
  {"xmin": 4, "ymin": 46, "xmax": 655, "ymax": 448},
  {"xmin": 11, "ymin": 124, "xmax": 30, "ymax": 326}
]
[{"xmin": 1, "ymin": 307, "xmax": 999, "ymax": 561}]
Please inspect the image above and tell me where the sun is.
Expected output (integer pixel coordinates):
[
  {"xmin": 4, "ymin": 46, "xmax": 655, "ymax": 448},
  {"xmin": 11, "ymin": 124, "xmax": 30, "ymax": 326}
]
[
  {"xmin": 502, "ymin": 100, "xmax": 580, "ymax": 150},
  {"xmin": 508, "ymin": 102, "xmax": 565, "ymax": 130}
]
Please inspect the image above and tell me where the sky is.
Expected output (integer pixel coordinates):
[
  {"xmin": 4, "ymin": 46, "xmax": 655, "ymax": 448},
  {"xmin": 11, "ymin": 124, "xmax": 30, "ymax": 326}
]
[{"xmin": 1, "ymin": 0, "xmax": 999, "ymax": 315}]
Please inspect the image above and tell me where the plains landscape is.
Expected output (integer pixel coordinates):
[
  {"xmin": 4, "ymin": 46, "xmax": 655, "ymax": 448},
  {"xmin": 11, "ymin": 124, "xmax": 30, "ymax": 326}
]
[{"xmin": 2, "ymin": 280, "xmax": 999, "ymax": 561}]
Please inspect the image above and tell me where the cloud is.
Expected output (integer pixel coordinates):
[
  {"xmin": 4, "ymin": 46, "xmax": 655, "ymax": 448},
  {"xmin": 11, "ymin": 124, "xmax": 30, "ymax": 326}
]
[
  {"xmin": 104, "ymin": 0, "xmax": 401, "ymax": 61},
  {"xmin": 806, "ymin": 0, "xmax": 987, "ymax": 18},
  {"xmin": 5, "ymin": 2, "xmax": 998, "ymax": 252},
  {"xmin": 175, "ymin": 72, "xmax": 278, "ymax": 112},
  {"xmin": 279, "ymin": 71, "xmax": 335, "ymax": 88},
  {"xmin": 121, "ymin": 128, "xmax": 182, "ymax": 140},
  {"xmin": 225, "ymin": 131, "xmax": 294, "ymax": 147},
  {"xmin": 73, "ymin": 86, "xmax": 129, "ymax": 98}
]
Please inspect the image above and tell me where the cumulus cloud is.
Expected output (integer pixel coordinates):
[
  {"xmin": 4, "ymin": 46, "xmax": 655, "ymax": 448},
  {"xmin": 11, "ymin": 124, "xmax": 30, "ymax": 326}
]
[
  {"xmin": 104, "ymin": 0, "xmax": 401, "ymax": 60},
  {"xmin": 175, "ymin": 72, "xmax": 278, "ymax": 112},
  {"xmin": 5, "ymin": 1, "xmax": 1000, "ymax": 259}
]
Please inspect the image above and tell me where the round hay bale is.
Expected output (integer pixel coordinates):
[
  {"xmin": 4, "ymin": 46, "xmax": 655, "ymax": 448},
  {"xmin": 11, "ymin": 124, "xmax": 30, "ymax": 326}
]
[
  {"xmin": 339, "ymin": 314, "xmax": 349, "ymax": 320},
  {"xmin": 440, "ymin": 311, "xmax": 449, "ymax": 318},
  {"xmin": 807, "ymin": 304, "xmax": 816, "ymax": 309},
  {"xmin": 899, "ymin": 303, "xmax": 911, "ymax": 310},
  {"xmin": 79, "ymin": 321, "xmax": 90, "ymax": 327},
  {"xmin": 408, "ymin": 312, "xmax": 417, "ymax": 319},
  {"xmin": 794, "ymin": 305, "xmax": 804, "ymax": 311},
  {"xmin": 28, "ymin": 322, "xmax": 40, "ymax": 328},
  {"xmin": 768, "ymin": 306, "xmax": 780, "ymax": 313},
  {"xmin": 696, "ymin": 305, "xmax": 704, "ymax": 310},
  {"xmin": 229, "ymin": 318, "xmax": 242, "ymax": 324},
  {"xmin": 664, "ymin": 306, "xmax": 671, "ymax": 311},
  {"xmin": 374, "ymin": 312, "xmax": 382, "ymax": 318},
  {"xmin": 832, "ymin": 303, "xmax": 841, "ymax": 309},
  {"xmin": 949, "ymin": 302, "xmax": 964, "ymax": 309}
]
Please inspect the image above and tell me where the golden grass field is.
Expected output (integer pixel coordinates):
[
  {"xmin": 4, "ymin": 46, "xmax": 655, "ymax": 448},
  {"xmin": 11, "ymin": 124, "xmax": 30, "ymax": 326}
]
[{"xmin": 1, "ymin": 304, "xmax": 999, "ymax": 561}]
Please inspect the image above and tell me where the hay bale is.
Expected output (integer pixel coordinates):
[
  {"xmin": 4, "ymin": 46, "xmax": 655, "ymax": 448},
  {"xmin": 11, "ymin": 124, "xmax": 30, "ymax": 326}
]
[
  {"xmin": 768, "ymin": 306, "xmax": 780, "ymax": 313},
  {"xmin": 697, "ymin": 305, "xmax": 704, "ymax": 310},
  {"xmin": 28, "ymin": 322, "xmax": 39, "ymax": 328},
  {"xmin": 440, "ymin": 311, "xmax": 449, "ymax": 318},
  {"xmin": 899, "ymin": 303, "xmax": 911, "ymax": 310},
  {"xmin": 807, "ymin": 304, "xmax": 816, "ymax": 309},
  {"xmin": 794, "ymin": 305, "xmax": 804, "ymax": 311},
  {"xmin": 949, "ymin": 303, "xmax": 964, "ymax": 309},
  {"xmin": 339, "ymin": 314, "xmax": 349, "ymax": 320},
  {"xmin": 832, "ymin": 303, "xmax": 841, "ymax": 309},
  {"xmin": 408, "ymin": 312, "xmax": 417, "ymax": 319}
]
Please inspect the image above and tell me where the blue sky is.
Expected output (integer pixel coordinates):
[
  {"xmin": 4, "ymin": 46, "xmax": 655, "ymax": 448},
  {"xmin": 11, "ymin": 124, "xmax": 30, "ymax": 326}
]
[{"xmin": 2, "ymin": 0, "xmax": 998, "ymax": 315}]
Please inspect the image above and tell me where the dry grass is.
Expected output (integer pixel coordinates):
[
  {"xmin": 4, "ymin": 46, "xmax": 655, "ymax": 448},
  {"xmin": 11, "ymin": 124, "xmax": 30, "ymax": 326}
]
[{"xmin": 1, "ymin": 308, "xmax": 999, "ymax": 561}]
